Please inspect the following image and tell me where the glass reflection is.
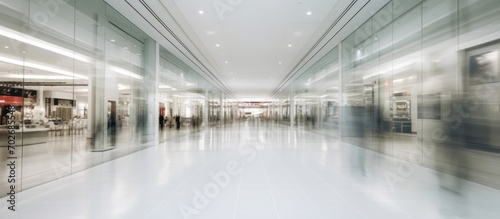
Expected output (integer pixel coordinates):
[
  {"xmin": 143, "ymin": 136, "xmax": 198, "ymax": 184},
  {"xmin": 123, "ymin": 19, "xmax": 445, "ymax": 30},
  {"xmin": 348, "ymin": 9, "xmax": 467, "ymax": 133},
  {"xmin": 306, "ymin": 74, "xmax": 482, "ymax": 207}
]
[{"xmin": 276, "ymin": 0, "xmax": 500, "ymax": 190}]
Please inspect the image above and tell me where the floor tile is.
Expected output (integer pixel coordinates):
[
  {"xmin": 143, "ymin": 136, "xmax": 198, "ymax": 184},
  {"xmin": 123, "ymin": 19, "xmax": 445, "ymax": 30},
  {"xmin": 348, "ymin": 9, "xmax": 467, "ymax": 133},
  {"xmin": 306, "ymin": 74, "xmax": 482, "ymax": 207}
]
[{"xmin": 1, "ymin": 122, "xmax": 499, "ymax": 219}]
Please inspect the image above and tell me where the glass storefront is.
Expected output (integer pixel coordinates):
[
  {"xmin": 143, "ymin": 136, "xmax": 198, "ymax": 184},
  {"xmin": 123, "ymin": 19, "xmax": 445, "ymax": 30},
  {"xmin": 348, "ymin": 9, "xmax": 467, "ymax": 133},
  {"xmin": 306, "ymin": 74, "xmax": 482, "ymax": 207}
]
[
  {"xmin": 276, "ymin": 0, "xmax": 500, "ymax": 188},
  {"xmin": 0, "ymin": 0, "xmax": 225, "ymax": 197}
]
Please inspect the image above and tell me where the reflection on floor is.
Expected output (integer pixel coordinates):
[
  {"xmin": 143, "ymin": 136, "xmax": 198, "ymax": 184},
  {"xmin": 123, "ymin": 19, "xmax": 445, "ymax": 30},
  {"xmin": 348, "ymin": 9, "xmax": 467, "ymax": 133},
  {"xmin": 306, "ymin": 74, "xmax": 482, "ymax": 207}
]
[
  {"xmin": 1, "ymin": 120, "xmax": 499, "ymax": 218},
  {"xmin": 0, "ymin": 125, "xmax": 201, "ymax": 196}
]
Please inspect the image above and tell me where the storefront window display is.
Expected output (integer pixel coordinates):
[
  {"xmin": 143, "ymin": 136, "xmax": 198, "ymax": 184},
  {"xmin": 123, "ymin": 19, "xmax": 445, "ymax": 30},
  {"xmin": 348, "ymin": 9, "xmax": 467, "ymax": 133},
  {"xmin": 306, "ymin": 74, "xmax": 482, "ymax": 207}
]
[
  {"xmin": 277, "ymin": 0, "xmax": 500, "ymax": 188},
  {"xmin": 0, "ymin": 0, "xmax": 222, "ymax": 197}
]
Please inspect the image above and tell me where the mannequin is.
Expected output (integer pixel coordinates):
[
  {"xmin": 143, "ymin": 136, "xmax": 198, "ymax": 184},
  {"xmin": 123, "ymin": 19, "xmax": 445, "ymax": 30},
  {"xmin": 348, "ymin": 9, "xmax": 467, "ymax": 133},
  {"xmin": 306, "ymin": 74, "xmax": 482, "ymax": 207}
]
[{"xmin": 13, "ymin": 109, "xmax": 22, "ymax": 125}]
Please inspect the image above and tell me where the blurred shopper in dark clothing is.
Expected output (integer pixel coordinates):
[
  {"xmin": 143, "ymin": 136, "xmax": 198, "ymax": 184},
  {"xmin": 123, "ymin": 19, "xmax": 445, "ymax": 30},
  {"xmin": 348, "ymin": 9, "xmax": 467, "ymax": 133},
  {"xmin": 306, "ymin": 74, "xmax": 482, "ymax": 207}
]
[
  {"xmin": 175, "ymin": 115, "xmax": 181, "ymax": 129},
  {"xmin": 436, "ymin": 95, "xmax": 470, "ymax": 217},
  {"xmin": 439, "ymin": 96, "xmax": 469, "ymax": 193},
  {"xmin": 108, "ymin": 116, "xmax": 117, "ymax": 146},
  {"xmin": 159, "ymin": 114, "xmax": 164, "ymax": 130}
]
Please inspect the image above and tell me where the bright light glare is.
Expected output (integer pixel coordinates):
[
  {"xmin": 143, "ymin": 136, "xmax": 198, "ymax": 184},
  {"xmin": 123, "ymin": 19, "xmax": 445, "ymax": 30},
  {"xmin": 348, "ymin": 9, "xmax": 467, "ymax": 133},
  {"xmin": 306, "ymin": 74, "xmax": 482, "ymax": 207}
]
[
  {"xmin": 111, "ymin": 66, "xmax": 143, "ymax": 80},
  {"xmin": 0, "ymin": 55, "xmax": 88, "ymax": 79},
  {"xmin": 0, "ymin": 26, "xmax": 93, "ymax": 63}
]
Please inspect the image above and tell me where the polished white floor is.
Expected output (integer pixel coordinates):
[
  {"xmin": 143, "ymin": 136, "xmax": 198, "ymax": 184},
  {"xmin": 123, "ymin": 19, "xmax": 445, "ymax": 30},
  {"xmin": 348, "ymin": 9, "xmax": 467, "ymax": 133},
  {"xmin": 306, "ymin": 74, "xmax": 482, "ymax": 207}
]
[{"xmin": 1, "ymin": 120, "xmax": 499, "ymax": 219}]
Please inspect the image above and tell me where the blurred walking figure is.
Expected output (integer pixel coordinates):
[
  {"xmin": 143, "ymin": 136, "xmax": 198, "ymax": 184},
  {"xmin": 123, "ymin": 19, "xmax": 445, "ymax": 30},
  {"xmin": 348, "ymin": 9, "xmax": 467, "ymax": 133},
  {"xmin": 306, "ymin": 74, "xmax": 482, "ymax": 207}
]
[
  {"xmin": 439, "ymin": 96, "xmax": 469, "ymax": 193},
  {"xmin": 90, "ymin": 120, "xmax": 104, "ymax": 148},
  {"xmin": 192, "ymin": 115, "xmax": 199, "ymax": 130},
  {"xmin": 436, "ymin": 95, "xmax": 470, "ymax": 217},
  {"xmin": 175, "ymin": 114, "xmax": 181, "ymax": 129},
  {"xmin": 108, "ymin": 116, "xmax": 117, "ymax": 146},
  {"xmin": 159, "ymin": 114, "xmax": 164, "ymax": 130},
  {"xmin": 348, "ymin": 106, "xmax": 368, "ymax": 177}
]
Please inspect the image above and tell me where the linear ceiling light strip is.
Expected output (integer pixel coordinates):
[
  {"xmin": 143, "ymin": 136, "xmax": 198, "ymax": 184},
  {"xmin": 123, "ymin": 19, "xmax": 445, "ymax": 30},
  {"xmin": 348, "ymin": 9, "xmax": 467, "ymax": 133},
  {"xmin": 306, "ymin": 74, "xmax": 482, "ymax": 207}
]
[
  {"xmin": 123, "ymin": 0, "xmax": 233, "ymax": 96},
  {"xmin": 135, "ymin": 0, "xmax": 233, "ymax": 96},
  {"xmin": 273, "ymin": 0, "xmax": 369, "ymax": 96},
  {"xmin": 273, "ymin": 0, "xmax": 358, "ymax": 94},
  {"xmin": 155, "ymin": 1, "xmax": 223, "ymax": 84}
]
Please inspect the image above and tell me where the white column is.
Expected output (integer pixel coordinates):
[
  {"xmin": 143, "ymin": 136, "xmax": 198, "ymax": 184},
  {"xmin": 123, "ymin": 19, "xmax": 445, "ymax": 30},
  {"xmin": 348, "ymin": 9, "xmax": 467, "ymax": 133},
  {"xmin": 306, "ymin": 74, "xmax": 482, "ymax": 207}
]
[
  {"xmin": 144, "ymin": 37, "xmax": 159, "ymax": 145},
  {"xmin": 89, "ymin": 14, "xmax": 109, "ymax": 151}
]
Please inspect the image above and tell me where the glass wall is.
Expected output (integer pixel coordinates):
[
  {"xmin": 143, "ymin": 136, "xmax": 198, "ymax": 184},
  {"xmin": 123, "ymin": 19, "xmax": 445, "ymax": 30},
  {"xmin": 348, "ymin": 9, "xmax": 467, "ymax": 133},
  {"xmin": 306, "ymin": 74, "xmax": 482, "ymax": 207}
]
[
  {"xmin": 273, "ymin": 87, "xmax": 292, "ymax": 126},
  {"xmin": 285, "ymin": 48, "xmax": 340, "ymax": 138},
  {"xmin": 0, "ymin": 0, "xmax": 226, "ymax": 197},
  {"xmin": 157, "ymin": 46, "xmax": 223, "ymax": 142},
  {"xmin": 278, "ymin": 0, "xmax": 500, "ymax": 189}
]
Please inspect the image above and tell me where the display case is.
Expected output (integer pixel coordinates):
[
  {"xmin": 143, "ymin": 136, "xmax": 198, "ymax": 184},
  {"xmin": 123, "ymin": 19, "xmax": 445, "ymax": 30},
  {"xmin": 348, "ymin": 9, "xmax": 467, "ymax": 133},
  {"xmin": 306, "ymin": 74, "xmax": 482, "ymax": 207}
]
[{"xmin": 391, "ymin": 100, "xmax": 411, "ymax": 133}]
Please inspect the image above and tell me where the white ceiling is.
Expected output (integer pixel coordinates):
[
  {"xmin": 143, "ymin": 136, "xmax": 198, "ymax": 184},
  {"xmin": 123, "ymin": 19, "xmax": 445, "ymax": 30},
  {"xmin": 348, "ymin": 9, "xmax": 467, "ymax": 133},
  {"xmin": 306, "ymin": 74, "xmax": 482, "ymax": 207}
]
[
  {"xmin": 165, "ymin": 0, "xmax": 340, "ymax": 99},
  {"xmin": 104, "ymin": 0, "xmax": 389, "ymax": 101}
]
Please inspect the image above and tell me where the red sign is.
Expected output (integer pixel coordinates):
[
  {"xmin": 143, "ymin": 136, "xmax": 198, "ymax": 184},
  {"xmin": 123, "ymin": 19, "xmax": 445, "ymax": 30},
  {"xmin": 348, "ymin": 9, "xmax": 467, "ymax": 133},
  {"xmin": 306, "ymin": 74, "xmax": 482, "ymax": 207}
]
[{"xmin": 0, "ymin": 95, "xmax": 23, "ymax": 105}]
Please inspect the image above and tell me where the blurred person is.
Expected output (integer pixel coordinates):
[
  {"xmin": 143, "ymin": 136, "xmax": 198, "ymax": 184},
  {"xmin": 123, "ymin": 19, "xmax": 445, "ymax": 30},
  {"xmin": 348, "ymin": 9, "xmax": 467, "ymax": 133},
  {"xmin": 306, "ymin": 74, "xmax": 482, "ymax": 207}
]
[
  {"xmin": 365, "ymin": 105, "xmax": 384, "ymax": 175},
  {"xmin": 90, "ymin": 120, "xmax": 104, "ymax": 148},
  {"xmin": 175, "ymin": 114, "xmax": 181, "ymax": 129},
  {"xmin": 192, "ymin": 115, "xmax": 199, "ymax": 130},
  {"xmin": 108, "ymin": 116, "xmax": 117, "ymax": 146},
  {"xmin": 439, "ymin": 96, "xmax": 469, "ymax": 192},
  {"xmin": 437, "ymin": 95, "xmax": 470, "ymax": 217},
  {"xmin": 13, "ymin": 109, "xmax": 22, "ymax": 125},
  {"xmin": 159, "ymin": 114, "xmax": 164, "ymax": 130},
  {"xmin": 118, "ymin": 115, "xmax": 123, "ymax": 127},
  {"xmin": 164, "ymin": 115, "xmax": 170, "ymax": 128},
  {"xmin": 349, "ymin": 106, "xmax": 368, "ymax": 177},
  {"xmin": 168, "ymin": 116, "xmax": 173, "ymax": 128}
]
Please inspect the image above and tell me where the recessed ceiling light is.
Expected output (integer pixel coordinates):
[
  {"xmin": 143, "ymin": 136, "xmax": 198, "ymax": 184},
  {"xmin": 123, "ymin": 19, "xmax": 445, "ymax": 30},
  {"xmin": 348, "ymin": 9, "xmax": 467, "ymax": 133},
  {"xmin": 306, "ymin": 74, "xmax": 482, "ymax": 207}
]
[
  {"xmin": 110, "ymin": 39, "xmax": 115, "ymax": 42},
  {"xmin": 278, "ymin": 62, "xmax": 282, "ymax": 64},
  {"xmin": 199, "ymin": 10, "xmax": 204, "ymax": 14},
  {"xmin": 307, "ymin": 11, "xmax": 312, "ymax": 15},
  {"xmin": 4, "ymin": 46, "xmax": 8, "ymax": 49},
  {"xmin": 288, "ymin": 44, "xmax": 292, "ymax": 47},
  {"xmin": 225, "ymin": 61, "xmax": 229, "ymax": 64},
  {"xmin": 216, "ymin": 44, "xmax": 220, "ymax": 47}
]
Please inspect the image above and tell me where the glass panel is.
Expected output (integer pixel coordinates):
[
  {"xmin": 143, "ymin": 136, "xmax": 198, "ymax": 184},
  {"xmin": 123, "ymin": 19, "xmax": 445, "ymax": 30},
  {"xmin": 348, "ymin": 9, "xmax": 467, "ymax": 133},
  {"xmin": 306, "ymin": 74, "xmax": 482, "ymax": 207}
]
[
  {"xmin": 275, "ymin": 0, "xmax": 500, "ymax": 189},
  {"xmin": 420, "ymin": 0, "xmax": 458, "ymax": 171},
  {"xmin": 373, "ymin": 4, "xmax": 393, "ymax": 155},
  {"xmin": 158, "ymin": 46, "xmax": 210, "ymax": 143},
  {"xmin": 390, "ymin": 1, "xmax": 421, "ymax": 163},
  {"xmin": 21, "ymin": 0, "xmax": 76, "ymax": 190},
  {"xmin": 73, "ymin": 0, "xmax": 105, "ymax": 173},
  {"xmin": 289, "ymin": 47, "xmax": 340, "ymax": 138},
  {"xmin": 0, "ymin": 0, "xmax": 29, "ymax": 196},
  {"xmin": 340, "ymin": 28, "xmax": 362, "ymax": 147},
  {"xmin": 456, "ymin": 0, "xmax": 500, "ymax": 188}
]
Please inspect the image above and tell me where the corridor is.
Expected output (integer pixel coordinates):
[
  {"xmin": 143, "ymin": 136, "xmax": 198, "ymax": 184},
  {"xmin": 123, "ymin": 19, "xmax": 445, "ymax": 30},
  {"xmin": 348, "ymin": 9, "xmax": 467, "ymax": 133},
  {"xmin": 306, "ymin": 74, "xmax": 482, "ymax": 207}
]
[{"xmin": 1, "ymin": 120, "xmax": 499, "ymax": 219}]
